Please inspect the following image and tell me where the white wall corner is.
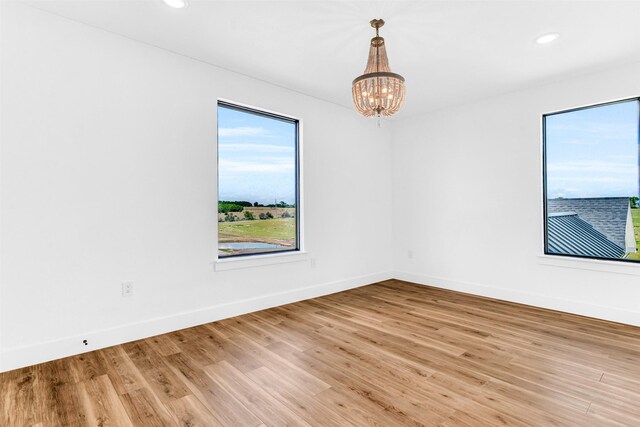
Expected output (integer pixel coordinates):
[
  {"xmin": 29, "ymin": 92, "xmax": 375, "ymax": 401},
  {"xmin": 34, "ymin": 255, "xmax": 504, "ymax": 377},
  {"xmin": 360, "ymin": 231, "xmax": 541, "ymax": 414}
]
[{"xmin": 0, "ymin": 270, "xmax": 393, "ymax": 373}]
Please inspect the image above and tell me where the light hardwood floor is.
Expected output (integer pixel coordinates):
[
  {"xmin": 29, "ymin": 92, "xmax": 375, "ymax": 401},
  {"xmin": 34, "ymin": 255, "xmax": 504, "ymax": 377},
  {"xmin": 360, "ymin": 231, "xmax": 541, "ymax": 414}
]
[{"xmin": 1, "ymin": 280, "xmax": 639, "ymax": 426}]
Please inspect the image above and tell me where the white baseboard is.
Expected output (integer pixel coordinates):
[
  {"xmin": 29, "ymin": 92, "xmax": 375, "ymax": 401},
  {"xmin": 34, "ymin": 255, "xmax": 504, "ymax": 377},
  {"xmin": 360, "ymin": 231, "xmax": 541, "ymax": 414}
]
[
  {"xmin": 4, "ymin": 269, "xmax": 636, "ymax": 373},
  {"xmin": 0, "ymin": 271, "xmax": 393, "ymax": 373},
  {"xmin": 394, "ymin": 271, "xmax": 640, "ymax": 327}
]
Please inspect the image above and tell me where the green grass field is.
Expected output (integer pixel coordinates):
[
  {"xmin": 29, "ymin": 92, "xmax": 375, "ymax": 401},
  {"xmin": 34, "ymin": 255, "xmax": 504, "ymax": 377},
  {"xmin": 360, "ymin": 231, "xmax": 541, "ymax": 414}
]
[
  {"xmin": 218, "ymin": 217, "xmax": 296, "ymax": 245},
  {"xmin": 626, "ymin": 208, "xmax": 640, "ymax": 261}
]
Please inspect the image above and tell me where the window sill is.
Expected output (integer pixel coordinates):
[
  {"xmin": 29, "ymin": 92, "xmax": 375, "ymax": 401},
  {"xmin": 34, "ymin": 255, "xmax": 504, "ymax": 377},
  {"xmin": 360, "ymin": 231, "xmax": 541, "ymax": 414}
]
[
  {"xmin": 538, "ymin": 254, "xmax": 640, "ymax": 276},
  {"xmin": 213, "ymin": 251, "xmax": 309, "ymax": 271}
]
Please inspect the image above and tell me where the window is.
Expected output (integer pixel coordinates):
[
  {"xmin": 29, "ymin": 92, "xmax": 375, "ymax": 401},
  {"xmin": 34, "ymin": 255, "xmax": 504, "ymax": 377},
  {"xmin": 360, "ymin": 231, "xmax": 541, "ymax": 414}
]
[
  {"xmin": 543, "ymin": 98, "xmax": 640, "ymax": 262},
  {"xmin": 217, "ymin": 101, "xmax": 300, "ymax": 258}
]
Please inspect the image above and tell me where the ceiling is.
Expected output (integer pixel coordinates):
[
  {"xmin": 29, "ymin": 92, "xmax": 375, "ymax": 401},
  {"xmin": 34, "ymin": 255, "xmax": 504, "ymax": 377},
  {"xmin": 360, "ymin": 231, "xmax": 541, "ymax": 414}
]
[{"xmin": 25, "ymin": 0, "xmax": 640, "ymax": 118}]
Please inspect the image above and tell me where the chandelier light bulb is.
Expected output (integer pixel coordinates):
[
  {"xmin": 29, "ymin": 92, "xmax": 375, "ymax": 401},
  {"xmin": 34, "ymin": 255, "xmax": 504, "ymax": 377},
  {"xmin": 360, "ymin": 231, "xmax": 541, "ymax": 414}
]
[
  {"xmin": 536, "ymin": 32, "xmax": 559, "ymax": 44},
  {"xmin": 163, "ymin": 0, "xmax": 187, "ymax": 9}
]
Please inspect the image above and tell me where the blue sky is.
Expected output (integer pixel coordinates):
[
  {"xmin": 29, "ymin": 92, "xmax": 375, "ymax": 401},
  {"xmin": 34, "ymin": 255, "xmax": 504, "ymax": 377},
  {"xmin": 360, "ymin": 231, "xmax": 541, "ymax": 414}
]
[
  {"xmin": 546, "ymin": 100, "xmax": 639, "ymax": 199},
  {"xmin": 218, "ymin": 105, "xmax": 296, "ymax": 204}
]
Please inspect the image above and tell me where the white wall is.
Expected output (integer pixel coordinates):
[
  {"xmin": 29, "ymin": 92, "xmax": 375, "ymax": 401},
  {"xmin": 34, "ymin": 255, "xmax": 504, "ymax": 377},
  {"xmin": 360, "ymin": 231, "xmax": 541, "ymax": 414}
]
[
  {"xmin": 4, "ymin": 2, "xmax": 640, "ymax": 374},
  {"xmin": 0, "ymin": 3, "xmax": 393, "ymax": 371},
  {"xmin": 393, "ymin": 62, "xmax": 640, "ymax": 326}
]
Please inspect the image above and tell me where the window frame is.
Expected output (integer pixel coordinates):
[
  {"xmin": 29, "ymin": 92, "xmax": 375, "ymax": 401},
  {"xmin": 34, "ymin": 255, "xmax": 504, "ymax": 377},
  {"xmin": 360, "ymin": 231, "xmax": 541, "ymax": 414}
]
[
  {"xmin": 542, "ymin": 96, "xmax": 640, "ymax": 264},
  {"xmin": 216, "ymin": 99, "xmax": 302, "ymax": 260}
]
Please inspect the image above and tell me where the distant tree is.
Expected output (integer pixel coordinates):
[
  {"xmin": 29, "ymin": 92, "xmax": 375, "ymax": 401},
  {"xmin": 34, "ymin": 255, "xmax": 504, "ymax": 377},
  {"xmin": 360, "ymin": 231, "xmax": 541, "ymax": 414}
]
[
  {"xmin": 224, "ymin": 212, "xmax": 239, "ymax": 222},
  {"xmin": 259, "ymin": 213, "xmax": 267, "ymax": 220},
  {"xmin": 266, "ymin": 211, "xmax": 274, "ymax": 219},
  {"xmin": 273, "ymin": 201, "xmax": 294, "ymax": 208},
  {"xmin": 244, "ymin": 211, "xmax": 255, "ymax": 220},
  {"xmin": 253, "ymin": 202, "xmax": 259, "ymax": 207},
  {"xmin": 631, "ymin": 197, "xmax": 639, "ymax": 208},
  {"xmin": 218, "ymin": 202, "xmax": 244, "ymax": 213}
]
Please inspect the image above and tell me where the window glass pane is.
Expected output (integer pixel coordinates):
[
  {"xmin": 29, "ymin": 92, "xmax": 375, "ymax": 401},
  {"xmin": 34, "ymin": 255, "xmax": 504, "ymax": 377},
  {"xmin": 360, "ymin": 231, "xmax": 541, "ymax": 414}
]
[
  {"xmin": 545, "ymin": 99, "xmax": 640, "ymax": 261},
  {"xmin": 217, "ymin": 103, "xmax": 298, "ymax": 257}
]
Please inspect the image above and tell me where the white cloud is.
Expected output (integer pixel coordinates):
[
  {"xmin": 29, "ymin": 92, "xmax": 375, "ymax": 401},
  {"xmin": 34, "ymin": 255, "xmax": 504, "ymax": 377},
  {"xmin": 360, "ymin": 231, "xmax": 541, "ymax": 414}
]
[
  {"xmin": 218, "ymin": 143, "xmax": 293, "ymax": 153},
  {"xmin": 219, "ymin": 158, "xmax": 294, "ymax": 173},
  {"xmin": 608, "ymin": 154, "xmax": 638, "ymax": 161},
  {"xmin": 547, "ymin": 161, "xmax": 636, "ymax": 174},
  {"xmin": 218, "ymin": 127, "xmax": 269, "ymax": 137},
  {"xmin": 548, "ymin": 122, "xmax": 637, "ymax": 141},
  {"xmin": 552, "ymin": 177, "xmax": 628, "ymax": 184}
]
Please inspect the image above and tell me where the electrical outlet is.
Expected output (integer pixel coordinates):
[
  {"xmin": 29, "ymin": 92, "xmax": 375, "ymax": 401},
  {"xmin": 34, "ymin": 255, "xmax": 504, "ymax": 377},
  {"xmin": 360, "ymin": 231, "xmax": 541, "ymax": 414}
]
[
  {"xmin": 310, "ymin": 258, "xmax": 317, "ymax": 268},
  {"xmin": 408, "ymin": 250, "xmax": 413, "ymax": 259},
  {"xmin": 122, "ymin": 281, "xmax": 134, "ymax": 297}
]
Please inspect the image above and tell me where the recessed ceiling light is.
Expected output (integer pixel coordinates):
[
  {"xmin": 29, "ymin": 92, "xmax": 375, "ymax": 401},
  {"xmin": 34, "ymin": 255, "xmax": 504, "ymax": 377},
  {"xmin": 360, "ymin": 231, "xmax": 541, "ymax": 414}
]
[
  {"xmin": 536, "ymin": 33, "xmax": 560, "ymax": 45},
  {"xmin": 163, "ymin": 0, "xmax": 187, "ymax": 9}
]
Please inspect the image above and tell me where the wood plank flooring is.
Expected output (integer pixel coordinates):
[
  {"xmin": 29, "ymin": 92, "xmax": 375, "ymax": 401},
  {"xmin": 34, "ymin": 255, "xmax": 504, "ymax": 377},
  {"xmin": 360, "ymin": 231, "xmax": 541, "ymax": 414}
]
[{"xmin": 1, "ymin": 279, "xmax": 640, "ymax": 426}]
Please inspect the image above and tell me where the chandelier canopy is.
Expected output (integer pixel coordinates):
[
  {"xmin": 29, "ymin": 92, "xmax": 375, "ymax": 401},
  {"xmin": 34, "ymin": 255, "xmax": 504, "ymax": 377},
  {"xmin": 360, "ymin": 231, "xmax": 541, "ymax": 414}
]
[{"xmin": 352, "ymin": 19, "xmax": 406, "ymax": 118}]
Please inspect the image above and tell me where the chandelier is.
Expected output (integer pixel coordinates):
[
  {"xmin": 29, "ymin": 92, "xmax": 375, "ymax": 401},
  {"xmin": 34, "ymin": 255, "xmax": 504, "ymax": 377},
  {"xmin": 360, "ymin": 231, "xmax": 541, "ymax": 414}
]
[{"xmin": 352, "ymin": 19, "xmax": 406, "ymax": 118}]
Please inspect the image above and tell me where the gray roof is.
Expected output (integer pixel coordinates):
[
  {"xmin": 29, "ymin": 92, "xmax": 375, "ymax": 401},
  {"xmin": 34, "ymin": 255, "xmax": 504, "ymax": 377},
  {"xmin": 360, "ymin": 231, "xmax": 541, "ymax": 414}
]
[
  {"xmin": 547, "ymin": 197, "xmax": 630, "ymax": 249},
  {"xmin": 547, "ymin": 213, "xmax": 625, "ymax": 259}
]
